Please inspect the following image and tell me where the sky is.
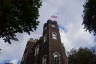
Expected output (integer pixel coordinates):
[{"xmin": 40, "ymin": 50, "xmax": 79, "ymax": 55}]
[{"xmin": 0, "ymin": 0, "xmax": 96, "ymax": 63}]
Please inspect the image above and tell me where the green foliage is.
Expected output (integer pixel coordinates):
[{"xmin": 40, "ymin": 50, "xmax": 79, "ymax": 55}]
[
  {"xmin": 0, "ymin": 0, "xmax": 42, "ymax": 44},
  {"xmin": 68, "ymin": 48, "xmax": 96, "ymax": 64},
  {"xmin": 83, "ymin": 0, "xmax": 96, "ymax": 35}
]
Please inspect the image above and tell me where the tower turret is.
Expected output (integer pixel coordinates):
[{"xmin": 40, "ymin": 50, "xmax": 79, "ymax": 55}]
[{"xmin": 42, "ymin": 20, "xmax": 68, "ymax": 64}]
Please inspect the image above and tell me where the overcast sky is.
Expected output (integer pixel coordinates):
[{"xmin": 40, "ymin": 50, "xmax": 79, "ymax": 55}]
[{"xmin": 0, "ymin": 0, "xmax": 96, "ymax": 62}]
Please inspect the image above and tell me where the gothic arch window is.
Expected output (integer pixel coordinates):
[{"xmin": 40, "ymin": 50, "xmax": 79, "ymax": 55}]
[
  {"xmin": 53, "ymin": 52, "xmax": 61, "ymax": 64},
  {"xmin": 34, "ymin": 45, "xmax": 40, "ymax": 56},
  {"xmin": 52, "ymin": 32, "xmax": 57, "ymax": 39},
  {"xmin": 42, "ymin": 55, "xmax": 47, "ymax": 64}
]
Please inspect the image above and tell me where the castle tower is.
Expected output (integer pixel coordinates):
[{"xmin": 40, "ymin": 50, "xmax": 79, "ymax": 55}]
[
  {"xmin": 42, "ymin": 20, "xmax": 68, "ymax": 64},
  {"xmin": 21, "ymin": 20, "xmax": 68, "ymax": 64}
]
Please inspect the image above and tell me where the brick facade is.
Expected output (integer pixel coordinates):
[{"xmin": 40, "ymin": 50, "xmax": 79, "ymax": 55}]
[{"xmin": 21, "ymin": 20, "xmax": 68, "ymax": 64}]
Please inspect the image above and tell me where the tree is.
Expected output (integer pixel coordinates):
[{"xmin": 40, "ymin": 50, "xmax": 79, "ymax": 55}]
[
  {"xmin": 0, "ymin": 0, "xmax": 42, "ymax": 44},
  {"xmin": 83, "ymin": 0, "xmax": 96, "ymax": 35},
  {"xmin": 68, "ymin": 48, "xmax": 96, "ymax": 64}
]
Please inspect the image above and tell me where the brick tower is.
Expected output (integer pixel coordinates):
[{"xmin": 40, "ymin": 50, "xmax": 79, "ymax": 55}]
[{"xmin": 21, "ymin": 20, "xmax": 68, "ymax": 64}]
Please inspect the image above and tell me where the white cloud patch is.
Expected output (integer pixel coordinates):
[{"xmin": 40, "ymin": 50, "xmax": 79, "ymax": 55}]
[{"xmin": 60, "ymin": 26, "xmax": 95, "ymax": 51}]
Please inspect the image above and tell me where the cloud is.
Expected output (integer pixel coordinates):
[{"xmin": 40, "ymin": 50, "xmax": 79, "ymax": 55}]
[{"xmin": 60, "ymin": 25, "xmax": 96, "ymax": 51}]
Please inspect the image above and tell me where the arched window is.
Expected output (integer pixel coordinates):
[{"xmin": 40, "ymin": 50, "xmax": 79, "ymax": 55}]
[
  {"xmin": 52, "ymin": 32, "xmax": 57, "ymax": 39},
  {"xmin": 34, "ymin": 45, "xmax": 40, "ymax": 56},
  {"xmin": 53, "ymin": 52, "xmax": 61, "ymax": 64},
  {"xmin": 42, "ymin": 55, "xmax": 47, "ymax": 64}
]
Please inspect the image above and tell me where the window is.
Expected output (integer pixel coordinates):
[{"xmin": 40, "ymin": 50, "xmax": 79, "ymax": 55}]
[
  {"xmin": 51, "ymin": 24, "xmax": 56, "ymax": 28},
  {"xmin": 54, "ymin": 55, "xmax": 59, "ymax": 64},
  {"xmin": 45, "ymin": 27, "xmax": 47, "ymax": 30},
  {"xmin": 52, "ymin": 32, "xmax": 57, "ymax": 39},
  {"xmin": 42, "ymin": 55, "xmax": 47, "ymax": 64},
  {"xmin": 34, "ymin": 45, "xmax": 40, "ymax": 56},
  {"xmin": 53, "ymin": 52, "xmax": 61, "ymax": 64},
  {"xmin": 44, "ymin": 34, "xmax": 47, "ymax": 43}
]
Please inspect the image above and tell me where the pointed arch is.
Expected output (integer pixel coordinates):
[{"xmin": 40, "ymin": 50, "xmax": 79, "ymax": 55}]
[{"xmin": 53, "ymin": 52, "xmax": 61, "ymax": 64}]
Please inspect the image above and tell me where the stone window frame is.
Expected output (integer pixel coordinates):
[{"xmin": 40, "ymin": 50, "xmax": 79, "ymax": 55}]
[{"xmin": 53, "ymin": 52, "xmax": 61, "ymax": 64}]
